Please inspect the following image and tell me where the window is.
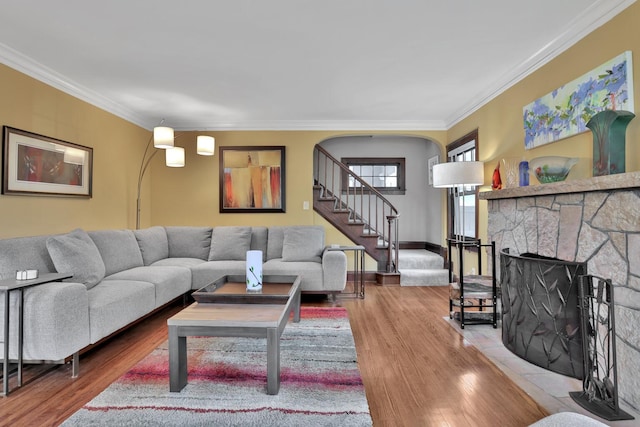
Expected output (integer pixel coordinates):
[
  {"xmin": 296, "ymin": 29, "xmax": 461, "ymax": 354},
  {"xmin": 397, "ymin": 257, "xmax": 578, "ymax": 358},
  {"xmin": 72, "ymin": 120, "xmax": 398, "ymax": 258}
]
[
  {"xmin": 446, "ymin": 130, "xmax": 479, "ymax": 240},
  {"xmin": 341, "ymin": 157, "xmax": 406, "ymax": 195}
]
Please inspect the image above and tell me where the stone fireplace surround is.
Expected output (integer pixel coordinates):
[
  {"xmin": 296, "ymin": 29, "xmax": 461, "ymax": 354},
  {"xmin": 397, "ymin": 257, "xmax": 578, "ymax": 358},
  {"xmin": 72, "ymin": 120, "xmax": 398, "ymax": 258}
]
[{"xmin": 480, "ymin": 171, "xmax": 640, "ymax": 412}]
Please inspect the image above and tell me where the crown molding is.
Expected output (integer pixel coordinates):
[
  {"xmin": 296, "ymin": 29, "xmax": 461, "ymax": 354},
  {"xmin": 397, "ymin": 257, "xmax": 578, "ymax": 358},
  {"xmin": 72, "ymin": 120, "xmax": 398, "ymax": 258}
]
[
  {"xmin": 445, "ymin": 0, "xmax": 636, "ymax": 129},
  {"xmin": 172, "ymin": 119, "xmax": 448, "ymax": 132},
  {"xmin": 0, "ymin": 42, "xmax": 150, "ymax": 128},
  {"xmin": 0, "ymin": 0, "xmax": 634, "ymax": 133},
  {"xmin": 0, "ymin": 43, "xmax": 446, "ymax": 131}
]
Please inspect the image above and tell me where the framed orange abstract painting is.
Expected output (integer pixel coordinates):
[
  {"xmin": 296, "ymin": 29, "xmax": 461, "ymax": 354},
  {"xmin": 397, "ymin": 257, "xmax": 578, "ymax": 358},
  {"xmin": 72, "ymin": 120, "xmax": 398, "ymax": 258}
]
[{"xmin": 219, "ymin": 146, "xmax": 285, "ymax": 213}]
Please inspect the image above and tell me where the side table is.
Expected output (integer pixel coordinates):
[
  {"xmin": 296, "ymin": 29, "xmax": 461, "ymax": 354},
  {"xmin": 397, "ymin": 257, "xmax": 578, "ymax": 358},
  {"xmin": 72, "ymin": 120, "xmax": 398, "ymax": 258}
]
[
  {"xmin": 328, "ymin": 245, "xmax": 365, "ymax": 298},
  {"xmin": 1, "ymin": 272, "xmax": 72, "ymax": 396}
]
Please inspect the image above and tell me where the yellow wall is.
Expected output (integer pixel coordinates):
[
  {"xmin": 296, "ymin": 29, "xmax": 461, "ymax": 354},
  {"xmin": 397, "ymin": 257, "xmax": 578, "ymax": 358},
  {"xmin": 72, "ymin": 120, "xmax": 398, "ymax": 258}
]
[
  {"xmin": 0, "ymin": 64, "xmax": 149, "ymax": 238},
  {"xmin": 149, "ymin": 129, "xmax": 446, "ymax": 270},
  {"xmin": 449, "ymin": 2, "xmax": 640, "ymax": 244},
  {"xmin": 149, "ymin": 130, "xmax": 443, "ymax": 226}
]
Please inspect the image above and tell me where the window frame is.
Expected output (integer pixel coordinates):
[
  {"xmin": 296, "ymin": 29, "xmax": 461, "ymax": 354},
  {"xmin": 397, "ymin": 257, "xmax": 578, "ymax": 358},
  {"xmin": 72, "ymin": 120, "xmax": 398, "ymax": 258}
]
[
  {"xmin": 341, "ymin": 157, "xmax": 406, "ymax": 195},
  {"xmin": 445, "ymin": 130, "xmax": 480, "ymax": 241}
]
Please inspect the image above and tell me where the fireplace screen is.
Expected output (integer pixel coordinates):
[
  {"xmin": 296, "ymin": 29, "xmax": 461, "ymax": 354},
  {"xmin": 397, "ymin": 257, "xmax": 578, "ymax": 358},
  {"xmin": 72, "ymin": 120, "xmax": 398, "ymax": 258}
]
[{"xmin": 500, "ymin": 249, "xmax": 587, "ymax": 379}]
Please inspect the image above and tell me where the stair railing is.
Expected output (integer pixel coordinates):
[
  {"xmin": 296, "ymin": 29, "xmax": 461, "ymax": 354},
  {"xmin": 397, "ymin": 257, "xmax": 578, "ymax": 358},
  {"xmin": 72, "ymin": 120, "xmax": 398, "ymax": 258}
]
[{"xmin": 314, "ymin": 145, "xmax": 399, "ymax": 273}]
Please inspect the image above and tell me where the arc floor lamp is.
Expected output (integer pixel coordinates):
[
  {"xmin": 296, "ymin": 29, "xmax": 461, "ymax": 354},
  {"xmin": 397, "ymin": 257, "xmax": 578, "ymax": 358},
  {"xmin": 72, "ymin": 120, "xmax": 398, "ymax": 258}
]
[{"xmin": 136, "ymin": 126, "xmax": 215, "ymax": 229}]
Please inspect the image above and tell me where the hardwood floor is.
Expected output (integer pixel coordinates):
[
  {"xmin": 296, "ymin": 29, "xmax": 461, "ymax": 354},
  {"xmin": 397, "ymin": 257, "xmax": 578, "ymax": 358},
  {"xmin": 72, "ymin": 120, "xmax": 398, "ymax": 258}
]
[
  {"xmin": 0, "ymin": 285, "xmax": 548, "ymax": 426},
  {"xmin": 346, "ymin": 285, "xmax": 548, "ymax": 426}
]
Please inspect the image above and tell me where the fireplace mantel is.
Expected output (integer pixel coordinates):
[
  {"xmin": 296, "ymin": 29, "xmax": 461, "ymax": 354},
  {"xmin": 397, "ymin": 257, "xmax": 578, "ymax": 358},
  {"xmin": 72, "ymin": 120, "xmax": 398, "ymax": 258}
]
[{"xmin": 479, "ymin": 171, "xmax": 640, "ymax": 200}]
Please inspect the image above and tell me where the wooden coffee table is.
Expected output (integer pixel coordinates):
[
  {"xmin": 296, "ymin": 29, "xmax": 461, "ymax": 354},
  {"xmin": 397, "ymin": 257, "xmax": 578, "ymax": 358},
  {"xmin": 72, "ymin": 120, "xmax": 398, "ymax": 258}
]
[{"xmin": 167, "ymin": 275, "xmax": 301, "ymax": 395}]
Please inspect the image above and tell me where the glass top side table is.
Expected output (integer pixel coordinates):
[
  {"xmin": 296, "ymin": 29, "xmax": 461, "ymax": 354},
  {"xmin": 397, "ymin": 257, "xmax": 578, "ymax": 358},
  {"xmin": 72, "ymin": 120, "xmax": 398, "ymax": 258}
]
[
  {"xmin": 327, "ymin": 245, "xmax": 365, "ymax": 298},
  {"xmin": 0, "ymin": 272, "xmax": 72, "ymax": 396}
]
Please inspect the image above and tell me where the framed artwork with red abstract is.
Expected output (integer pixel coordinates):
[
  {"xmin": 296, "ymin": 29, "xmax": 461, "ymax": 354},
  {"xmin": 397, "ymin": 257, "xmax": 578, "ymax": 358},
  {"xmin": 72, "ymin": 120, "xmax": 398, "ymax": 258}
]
[
  {"xmin": 2, "ymin": 126, "xmax": 93, "ymax": 197},
  {"xmin": 219, "ymin": 146, "xmax": 285, "ymax": 213}
]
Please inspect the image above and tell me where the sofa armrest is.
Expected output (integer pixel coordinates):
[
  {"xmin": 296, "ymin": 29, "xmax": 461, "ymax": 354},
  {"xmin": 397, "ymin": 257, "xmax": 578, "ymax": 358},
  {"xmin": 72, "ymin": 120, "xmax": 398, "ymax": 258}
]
[
  {"xmin": 2, "ymin": 281, "xmax": 91, "ymax": 361},
  {"xmin": 322, "ymin": 249, "xmax": 347, "ymax": 291}
]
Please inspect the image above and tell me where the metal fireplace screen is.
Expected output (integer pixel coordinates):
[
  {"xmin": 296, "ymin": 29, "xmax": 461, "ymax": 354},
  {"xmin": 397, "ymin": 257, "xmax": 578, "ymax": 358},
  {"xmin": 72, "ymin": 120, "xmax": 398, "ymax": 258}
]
[{"xmin": 500, "ymin": 249, "xmax": 586, "ymax": 379}]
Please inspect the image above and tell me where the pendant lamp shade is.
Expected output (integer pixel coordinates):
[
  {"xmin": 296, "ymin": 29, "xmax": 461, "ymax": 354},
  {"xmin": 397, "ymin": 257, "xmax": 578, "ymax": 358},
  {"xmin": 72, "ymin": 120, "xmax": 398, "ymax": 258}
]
[
  {"xmin": 137, "ymin": 123, "xmax": 214, "ymax": 230},
  {"xmin": 197, "ymin": 135, "xmax": 215, "ymax": 155},
  {"xmin": 153, "ymin": 126, "xmax": 175, "ymax": 149},
  {"xmin": 166, "ymin": 146, "xmax": 185, "ymax": 167}
]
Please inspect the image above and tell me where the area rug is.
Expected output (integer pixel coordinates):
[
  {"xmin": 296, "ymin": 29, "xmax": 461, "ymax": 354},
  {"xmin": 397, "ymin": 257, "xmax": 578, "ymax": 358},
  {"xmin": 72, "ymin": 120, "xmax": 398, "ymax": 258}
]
[{"xmin": 62, "ymin": 307, "xmax": 372, "ymax": 426}]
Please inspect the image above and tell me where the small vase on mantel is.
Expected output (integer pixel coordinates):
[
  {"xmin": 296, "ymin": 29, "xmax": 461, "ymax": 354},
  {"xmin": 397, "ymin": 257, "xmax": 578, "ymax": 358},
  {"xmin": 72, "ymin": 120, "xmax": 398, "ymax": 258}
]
[
  {"xmin": 501, "ymin": 158, "xmax": 519, "ymax": 188},
  {"xmin": 586, "ymin": 109, "xmax": 635, "ymax": 176}
]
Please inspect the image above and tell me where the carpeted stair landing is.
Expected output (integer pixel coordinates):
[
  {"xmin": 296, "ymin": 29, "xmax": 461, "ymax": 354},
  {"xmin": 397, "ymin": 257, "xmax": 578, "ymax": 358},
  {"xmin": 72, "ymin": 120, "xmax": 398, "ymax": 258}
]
[{"xmin": 398, "ymin": 249, "xmax": 449, "ymax": 286}]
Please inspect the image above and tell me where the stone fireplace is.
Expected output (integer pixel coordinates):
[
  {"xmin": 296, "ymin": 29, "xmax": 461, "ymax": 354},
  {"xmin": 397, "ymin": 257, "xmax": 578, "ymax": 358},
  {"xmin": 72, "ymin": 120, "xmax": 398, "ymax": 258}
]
[{"xmin": 480, "ymin": 171, "xmax": 640, "ymax": 411}]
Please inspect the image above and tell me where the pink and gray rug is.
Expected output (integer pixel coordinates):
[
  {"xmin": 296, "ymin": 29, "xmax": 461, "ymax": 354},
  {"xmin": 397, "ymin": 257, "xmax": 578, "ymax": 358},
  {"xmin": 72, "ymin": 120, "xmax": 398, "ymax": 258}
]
[{"xmin": 63, "ymin": 307, "xmax": 372, "ymax": 426}]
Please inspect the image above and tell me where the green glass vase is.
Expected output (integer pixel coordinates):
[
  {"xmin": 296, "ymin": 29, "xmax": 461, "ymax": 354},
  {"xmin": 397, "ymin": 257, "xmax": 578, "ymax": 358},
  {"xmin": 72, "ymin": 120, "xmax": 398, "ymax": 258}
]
[{"xmin": 586, "ymin": 109, "xmax": 635, "ymax": 176}]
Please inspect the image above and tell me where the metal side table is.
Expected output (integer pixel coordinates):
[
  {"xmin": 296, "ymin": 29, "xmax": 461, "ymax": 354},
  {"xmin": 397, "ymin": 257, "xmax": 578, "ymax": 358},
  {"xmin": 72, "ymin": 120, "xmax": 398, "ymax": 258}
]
[
  {"xmin": 1, "ymin": 272, "xmax": 71, "ymax": 396},
  {"xmin": 328, "ymin": 245, "xmax": 365, "ymax": 298}
]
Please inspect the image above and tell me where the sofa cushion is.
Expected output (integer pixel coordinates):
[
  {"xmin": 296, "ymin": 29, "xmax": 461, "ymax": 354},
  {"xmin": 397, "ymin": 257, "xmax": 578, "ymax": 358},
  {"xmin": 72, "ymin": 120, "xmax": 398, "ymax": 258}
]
[
  {"xmin": 103, "ymin": 265, "xmax": 191, "ymax": 308},
  {"xmin": 250, "ymin": 227, "xmax": 268, "ymax": 261},
  {"xmin": 263, "ymin": 259, "xmax": 324, "ymax": 291},
  {"xmin": 266, "ymin": 226, "xmax": 286, "ymax": 260},
  {"xmin": 190, "ymin": 261, "xmax": 247, "ymax": 289},
  {"xmin": 134, "ymin": 226, "xmax": 169, "ymax": 265},
  {"xmin": 281, "ymin": 226, "xmax": 324, "ymax": 262},
  {"xmin": 151, "ymin": 258, "xmax": 207, "ymax": 269},
  {"xmin": 208, "ymin": 226, "xmax": 252, "ymax": 261},
  {"xmin": 46, "ymin": 228, "xmax": 106, "ymax": 289},
  {"xmin": 165, "ymin": 226, "xmax": 212, "ymax": 260},
  {"xmin": 87, "ymin": 280, "xmax": 155, "ymax": 343},
  {"xmin": 89, "ymin": 229, "xmax": 144, "ymax": 276}
]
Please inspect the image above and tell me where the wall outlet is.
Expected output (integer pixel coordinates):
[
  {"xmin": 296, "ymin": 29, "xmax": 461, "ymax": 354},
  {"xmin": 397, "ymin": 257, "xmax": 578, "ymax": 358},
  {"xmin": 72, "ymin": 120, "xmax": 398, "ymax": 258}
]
[{"xmin": 303, "ymin": 201, "xmax": 309, "ymax": 210}]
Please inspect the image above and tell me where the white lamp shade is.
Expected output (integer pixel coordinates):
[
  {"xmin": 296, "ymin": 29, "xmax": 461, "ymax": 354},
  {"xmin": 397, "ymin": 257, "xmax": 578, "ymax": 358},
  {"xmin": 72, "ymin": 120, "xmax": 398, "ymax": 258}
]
[
  {"xmin": 153, "ymin": 126, "xmax": 175, "ymax": 149},
  {"xmin": 165, "ymin": 147, "xmax": 185, "ymax": 167},
  {"xmin": 433, "ymin": 161, "xmax": 484, "ymax": 187},
  {"xmin": 197, "ymin": 135, "xmax": 215, "ymax": 155}
]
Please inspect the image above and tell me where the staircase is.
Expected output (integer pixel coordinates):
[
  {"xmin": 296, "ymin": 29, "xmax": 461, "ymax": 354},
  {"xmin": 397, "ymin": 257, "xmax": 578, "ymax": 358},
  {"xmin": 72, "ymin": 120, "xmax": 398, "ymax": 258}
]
[
  {"xmin": 398, "ymin": 250, "xmax": 449, "ymax": 286},
  {"xmin": 313, "ymin": 145, "xmax": 399, "ymax": 273},
  {"xmin": 313, "ymin": 145, "xmax": 449, "ymax": 285}
]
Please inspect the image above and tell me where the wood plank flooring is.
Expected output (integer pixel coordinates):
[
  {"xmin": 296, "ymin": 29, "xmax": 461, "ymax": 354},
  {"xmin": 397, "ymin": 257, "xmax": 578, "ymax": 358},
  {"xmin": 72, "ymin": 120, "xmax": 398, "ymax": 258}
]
[{"xmin": 0, "ymin": 285, "xmax": 548, "ymax": 426}]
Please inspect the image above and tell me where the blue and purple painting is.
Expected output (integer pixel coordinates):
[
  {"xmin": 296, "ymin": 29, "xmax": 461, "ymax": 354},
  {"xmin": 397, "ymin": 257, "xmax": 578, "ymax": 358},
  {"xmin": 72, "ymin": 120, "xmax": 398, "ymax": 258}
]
[{"xmin": 523, "ymin": 51, "xmax": 634, "ymax": 149}]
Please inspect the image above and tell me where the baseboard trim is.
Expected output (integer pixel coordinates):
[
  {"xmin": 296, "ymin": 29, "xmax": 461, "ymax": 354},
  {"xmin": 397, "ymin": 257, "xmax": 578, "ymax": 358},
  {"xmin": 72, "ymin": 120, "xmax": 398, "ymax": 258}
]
[
  {"xmin": 347, "ymin": 271, "xmax": 377, "ymax": 283},
  {"xmin": 375, "ymin": 272, "xmax": 400, "ymax": 286},
  {"xmin": 399, "ymin": 241, "xmax": 443, "ymax": 255}
]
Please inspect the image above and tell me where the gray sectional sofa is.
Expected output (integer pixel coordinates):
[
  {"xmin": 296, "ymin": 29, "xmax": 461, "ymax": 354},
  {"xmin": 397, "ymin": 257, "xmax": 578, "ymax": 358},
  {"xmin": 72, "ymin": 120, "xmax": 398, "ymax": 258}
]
[{"xmin": 0, "ymin": 225, "xmax": 347, "ymax": 371}]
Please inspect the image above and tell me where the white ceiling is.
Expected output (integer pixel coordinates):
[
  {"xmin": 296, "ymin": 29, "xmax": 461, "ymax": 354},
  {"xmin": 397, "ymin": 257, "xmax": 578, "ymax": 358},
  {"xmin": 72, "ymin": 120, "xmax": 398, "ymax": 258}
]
[{"xmin": 0, "ymin": 0, "xmax": 634, "ymax": 131}]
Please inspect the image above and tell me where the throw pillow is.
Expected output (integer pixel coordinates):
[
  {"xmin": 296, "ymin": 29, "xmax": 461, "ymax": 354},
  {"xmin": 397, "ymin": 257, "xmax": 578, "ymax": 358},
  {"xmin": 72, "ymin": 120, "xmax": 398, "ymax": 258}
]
[
  {"xmin": 46, "ymin": 228, "xmax": 106, "ymax": 289},
  {"xmin": 208, "ymin": 226, "xmax": 252, "ymax": 261},
  {"xmin": 165, "ymin": 226, "xmax": 212, "ymax": 260},
  {"xmin": 134, "ymin": 226, "xmax": 169, "ymax": 265},
  {"xmin": 281, "ymin": 226, "xmax": 324, "ymax": 262},
  {"xmin": 88, "ymin": 229, "xmax": 143, "ymax": 276},
  {"xmin": 250, "ymin": 227, "xmax": 268, "ymax": 260},
  {"xmin": 266, "ymin": 226, "xmax": 286, "ymax": 260}
]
